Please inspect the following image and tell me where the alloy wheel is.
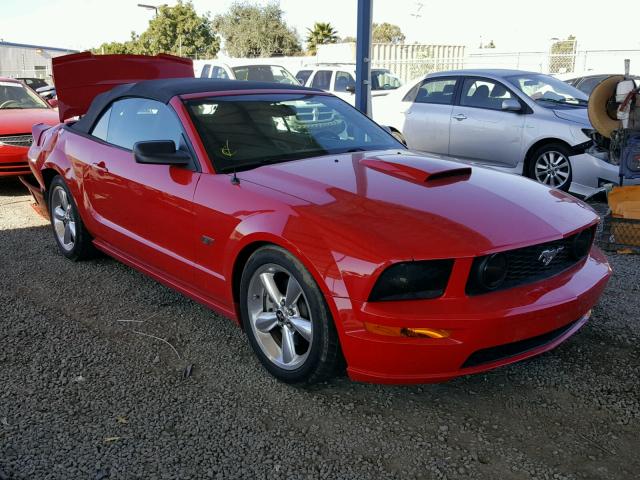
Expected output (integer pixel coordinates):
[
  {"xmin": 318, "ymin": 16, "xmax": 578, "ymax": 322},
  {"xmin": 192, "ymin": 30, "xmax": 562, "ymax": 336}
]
[
  {"xmin": 534, "ymin": 150, "xmax": 571, "ymax": 188},
  {"xmin": 51, "ymin": 186, "xmax": 76, "ymax": 251},
  {"xmin": 246, "ymin": 264, "xmax": 313, "ymax": 370}
]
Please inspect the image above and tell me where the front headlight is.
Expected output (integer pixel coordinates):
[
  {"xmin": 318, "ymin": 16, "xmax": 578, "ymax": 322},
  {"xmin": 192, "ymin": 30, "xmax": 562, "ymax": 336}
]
[
  {"xmin": 368, "ymin": 260, "xmax": 454, "ymax": 302},
  {"xmin": 571, "ymin": 227, "xmax": 595, "ymax": 259}
]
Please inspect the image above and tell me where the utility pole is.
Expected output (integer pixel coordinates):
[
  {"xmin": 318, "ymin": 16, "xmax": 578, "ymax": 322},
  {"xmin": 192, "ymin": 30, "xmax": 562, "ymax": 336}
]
[{"xmin": 355, "ymin": 0, "xmax": 373, "ymax": 116}]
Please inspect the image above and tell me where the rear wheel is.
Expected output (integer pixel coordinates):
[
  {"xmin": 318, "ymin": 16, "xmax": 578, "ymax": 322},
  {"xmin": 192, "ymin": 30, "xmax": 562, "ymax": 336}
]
[
  {"xmin": 527, "ymin": 143, "xmax": 573, "ymax": 191},
  {"xmin": 48, "ymin": 176, "xmax": 95, "ymax": 261},
  {"xmin": 240, "ymin": 246, "xmax": 341, "ymax": 385}
]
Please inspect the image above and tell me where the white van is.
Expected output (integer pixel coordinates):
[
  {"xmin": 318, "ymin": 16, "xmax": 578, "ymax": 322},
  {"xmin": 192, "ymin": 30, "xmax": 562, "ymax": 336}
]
[
  {"xmin": 197, "ymin": 61, "xmax": 300, "ymax": 85},
  {"xmin": 295, "ymin": 66, "xmax": 402, "ymax": 104}
]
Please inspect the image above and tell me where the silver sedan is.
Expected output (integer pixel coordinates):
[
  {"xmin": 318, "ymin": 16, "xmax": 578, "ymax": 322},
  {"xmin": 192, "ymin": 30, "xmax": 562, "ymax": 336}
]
[{"xmin": 374, "ymin": 68, "xmax": 638, "ymax": 195}]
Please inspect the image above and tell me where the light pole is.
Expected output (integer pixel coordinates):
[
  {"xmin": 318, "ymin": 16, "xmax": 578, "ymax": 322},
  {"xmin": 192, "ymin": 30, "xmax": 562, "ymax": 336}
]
[{"xmin": 137, "ymin": 3, "xmax": 165, "ymax": 16}]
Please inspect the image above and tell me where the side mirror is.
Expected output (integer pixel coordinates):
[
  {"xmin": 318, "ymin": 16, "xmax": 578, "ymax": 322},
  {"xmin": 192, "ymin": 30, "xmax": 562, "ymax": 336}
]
[
  {"xmin": 502, "ymin": 98, "xmax": 522, "ymax": 112},
  {"xmin": 47, "ymin": 98, "xmax": 58, "ymax": 108},
  {"xmin": 133, "ymin": 140, "xmax": 191, "ymax": 166},
  {"xmin": 345, "ymin": 84, "xmax": 356, "ymax": 94}
]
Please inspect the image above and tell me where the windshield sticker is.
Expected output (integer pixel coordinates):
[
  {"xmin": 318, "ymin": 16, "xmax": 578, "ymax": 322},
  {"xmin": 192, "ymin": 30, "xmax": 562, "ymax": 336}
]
[{"xmin": 221, "ymin": 140, "xmax": 236, "ymax": 158}]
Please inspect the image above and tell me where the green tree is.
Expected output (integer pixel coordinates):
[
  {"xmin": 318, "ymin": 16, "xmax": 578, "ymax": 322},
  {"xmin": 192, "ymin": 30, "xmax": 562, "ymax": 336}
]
[
  {"xmin": 214, "ymin": 3, "xmax": 302, "ymax": 57},
  {"xmin": 306, "ymin": 22, "xmax": 338, "ymax": 55},
  {"xmin": 372, "ymin": 23, "xmax": 405, "ymax": 44},
  {"xmin": 94, "ymin": 1, "xmax": 219, "ymax": 58}
]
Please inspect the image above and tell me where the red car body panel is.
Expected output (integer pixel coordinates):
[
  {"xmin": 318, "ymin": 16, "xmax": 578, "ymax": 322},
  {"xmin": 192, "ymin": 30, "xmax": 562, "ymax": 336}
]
[
  {"xmin": 52, "ymin": 52, "xmax": 194, "ymax": 122},
  {"xmin": 0, "ymin": 78, "xmax": 59, "ymax": 177},
  {"xmin": 25, "ymin": 55, "xmax": 612, "ymax": 384}
]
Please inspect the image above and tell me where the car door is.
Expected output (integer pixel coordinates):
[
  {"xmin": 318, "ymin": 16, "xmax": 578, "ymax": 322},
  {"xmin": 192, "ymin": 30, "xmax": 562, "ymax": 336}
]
[
  {"xmin": 333, "ymin": 71, "xmax": 356, "ymax": 104},
  {"xmin": 80, "ymin": 97, "xmax": 201, "ymax": 285},
  {"xmin": 448, "ymin": 77, "xmax": 526, "ymax": 168},
  {"xmin": 310, "ymin": 70, "xmax": 333, "ymax": 92},
  {"xmin": 399, "ymin": 76, "xmax": 458, "ymax": 154}
]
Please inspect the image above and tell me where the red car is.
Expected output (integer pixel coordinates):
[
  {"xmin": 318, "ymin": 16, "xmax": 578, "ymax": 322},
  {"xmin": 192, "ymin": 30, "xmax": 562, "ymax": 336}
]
[
  {"xmin": 25, "ymin": 53, "xmax": 611, "ymax": 385},
  {"xmin": 0, "ymin": 77, "xmax": 58, "ymax": 177}
]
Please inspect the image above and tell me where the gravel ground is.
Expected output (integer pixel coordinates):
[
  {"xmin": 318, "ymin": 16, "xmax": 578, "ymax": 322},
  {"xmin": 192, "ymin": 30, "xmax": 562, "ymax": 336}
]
[{"xmin": 0, "ymin": 177, "xmax": 638, "ymax": 480}]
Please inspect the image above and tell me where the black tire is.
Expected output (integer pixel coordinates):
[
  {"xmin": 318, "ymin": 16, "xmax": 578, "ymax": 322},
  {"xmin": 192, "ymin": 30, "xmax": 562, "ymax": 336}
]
[
  {"xmin": 48, "ymin": 176, "xmax": 96, "ymax": 261},
  {"xmin": 239, "ymin": 245, "xmax": 342, "ymax": 385},
  {"xmin": 526, "ymin": 142, "xmax": 573, "ymax": 191}
]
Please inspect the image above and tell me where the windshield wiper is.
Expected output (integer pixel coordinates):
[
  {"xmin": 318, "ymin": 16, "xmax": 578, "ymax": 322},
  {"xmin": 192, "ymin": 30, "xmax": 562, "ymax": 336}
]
[
  {"xmin": 537, "ymin": 97, "xmax": 586, "ymax": 107},
  {"xmin": 220, "ymin": 149, "xmax": 331, "ymax": 174}
]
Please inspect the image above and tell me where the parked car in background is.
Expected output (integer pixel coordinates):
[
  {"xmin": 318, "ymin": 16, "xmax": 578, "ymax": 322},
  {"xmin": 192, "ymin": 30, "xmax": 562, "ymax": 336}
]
[
  {"xmin": 35, "ymin": 85, "xmax": 57, "ymax": 108},
  {"xmin": 197, "ymin": 61, "xmax": 300, "ymax": 85},
  {"xmin": 16, "ymin": 77, "xmax": 49, "ymax": 90},
  {"xmin": 374, "ymin": 69, "xmax": 636, "ymax": 196},
  {"xmin": 296, "ymin": 66, "xmax": 402, "ymax": 104},
  {"xmin": 26, "ymin": 53, "xmax": 611, "ymax": 386},
  {"xmin": 561, "ymin": 72, "xmax": 639, "ymax": 96},
  {"xmin": 0, "ymin": 77, "xmax": 58, "ymax": 177}
]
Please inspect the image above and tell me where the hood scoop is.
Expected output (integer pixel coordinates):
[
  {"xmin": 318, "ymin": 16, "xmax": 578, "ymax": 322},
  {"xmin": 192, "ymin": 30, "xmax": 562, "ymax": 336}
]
[{"xmin": 360, "ymin": 158, "xmax": 471, "ymax": 185}]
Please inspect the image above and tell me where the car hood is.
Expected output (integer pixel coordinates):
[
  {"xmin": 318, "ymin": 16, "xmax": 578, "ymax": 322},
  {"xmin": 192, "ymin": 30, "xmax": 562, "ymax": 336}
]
[
  {"xmin": 239, "ymin": 151, "xmax": 599, "ymax": 261},
  {"xmin": 0, "ymin": 108, "xmax": 59, "ymax": 136},
  {"xmin": 552, "ymin": 107, "xmax": 590, "ymax": 126}
]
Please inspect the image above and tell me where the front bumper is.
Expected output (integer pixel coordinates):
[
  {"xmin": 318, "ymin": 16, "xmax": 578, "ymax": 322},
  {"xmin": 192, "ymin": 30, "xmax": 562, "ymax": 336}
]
[
  {"xmin": 0, "ymin": 145, "xmax": 31, "ymax": 177},
  {"xmin": 570, "ymin": 152, "xmax": 640, "ymax": 197},
  {"xmin": 338, "ymin": 247, "xmax": 611, "ymax": 384}
]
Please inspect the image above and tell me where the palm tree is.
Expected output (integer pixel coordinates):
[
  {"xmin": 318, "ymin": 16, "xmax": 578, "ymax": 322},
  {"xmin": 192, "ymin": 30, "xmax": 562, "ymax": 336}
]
[{"xmin": 306, "ymin": 22, "xmax": 338, "ymax": 55}]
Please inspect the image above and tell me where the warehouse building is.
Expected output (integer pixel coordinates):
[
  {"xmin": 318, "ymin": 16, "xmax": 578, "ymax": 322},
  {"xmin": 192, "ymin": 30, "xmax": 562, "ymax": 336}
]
[{"xmin": 0, "ymin": 41, "xmax": 77, "ymax": 80}]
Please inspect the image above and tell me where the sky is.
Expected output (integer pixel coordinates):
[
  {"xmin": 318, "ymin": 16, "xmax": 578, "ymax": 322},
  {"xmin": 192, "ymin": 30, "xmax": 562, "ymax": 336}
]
[{"xmin": 1, "ymin": 0, "xmax": 639, "ymax": 53}]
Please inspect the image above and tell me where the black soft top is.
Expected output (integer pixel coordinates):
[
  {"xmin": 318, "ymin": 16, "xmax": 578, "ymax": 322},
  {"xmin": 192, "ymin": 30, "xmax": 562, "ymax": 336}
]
[{"xmin": 72, "ymin": 78, "xmax": 322, "ymax": 133}]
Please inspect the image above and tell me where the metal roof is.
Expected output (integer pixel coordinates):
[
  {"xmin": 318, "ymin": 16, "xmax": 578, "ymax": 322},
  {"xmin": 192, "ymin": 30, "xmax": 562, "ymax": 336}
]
[{"xmin": 0, "ymin": 41, "xmax": 78, "ymax": 53}]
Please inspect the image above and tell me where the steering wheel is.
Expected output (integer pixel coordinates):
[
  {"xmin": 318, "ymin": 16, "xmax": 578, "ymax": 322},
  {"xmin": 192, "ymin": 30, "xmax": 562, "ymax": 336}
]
[{"xmin": 0, "ymin": 100, "xmax": 21, "ymax": 109}]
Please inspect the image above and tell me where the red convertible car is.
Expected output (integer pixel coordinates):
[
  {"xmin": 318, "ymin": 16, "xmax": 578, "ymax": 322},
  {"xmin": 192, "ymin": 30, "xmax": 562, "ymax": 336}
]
[
  {"xmin": 25, "ymin": 53, "xmax": 611, "ymax": 384},
  {"xmin": 0, "ymin": 77, "xmax": 58, "ymax": 177}
]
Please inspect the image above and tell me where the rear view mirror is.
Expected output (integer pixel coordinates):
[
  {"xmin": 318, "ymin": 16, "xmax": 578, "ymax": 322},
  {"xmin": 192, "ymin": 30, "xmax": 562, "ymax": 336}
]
[
  {"xmin": 133, "ymin": 141, "xmax": 191, "ymax": 166},
  {"xmin": 501, "ymin": 99, "xmax": 522, "ymax": 112}
]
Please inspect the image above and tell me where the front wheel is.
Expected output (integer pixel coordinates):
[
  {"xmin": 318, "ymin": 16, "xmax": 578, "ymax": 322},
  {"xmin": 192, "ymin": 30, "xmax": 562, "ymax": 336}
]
[
  {"xmin": 240, "ymin": 246, "xmax": 342, "ymax": 385},
  {"xmin": 527, "ymin": 143, "xmax": 573, "ymax": 191},
  {"xmin": 48, "ymin": 176, "xmax": 95, "ymax": 261}
]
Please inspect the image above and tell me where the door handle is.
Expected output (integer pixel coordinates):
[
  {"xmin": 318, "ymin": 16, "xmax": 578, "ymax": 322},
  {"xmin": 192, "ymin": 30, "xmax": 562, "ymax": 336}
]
[
  {"xmin": 453, "ymin": 114, "xmax": 467, "ymax": 121},
  {"xmin": 92, "ymin": 161, "xmax": 109, "ymax": 173},
  {"xmin": 401, "ymin": 109, "xmax": 412, "ymax": 115}
]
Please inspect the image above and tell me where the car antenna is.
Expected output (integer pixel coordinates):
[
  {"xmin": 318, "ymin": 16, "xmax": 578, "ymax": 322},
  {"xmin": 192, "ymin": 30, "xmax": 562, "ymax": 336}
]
[{"xmin": 231, "ymin": 169, "xmax": 240, "ymax": 185}]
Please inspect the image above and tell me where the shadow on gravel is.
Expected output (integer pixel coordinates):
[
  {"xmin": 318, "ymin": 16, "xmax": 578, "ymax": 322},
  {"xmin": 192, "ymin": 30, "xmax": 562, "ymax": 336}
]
[{"xmin": 0, "ymin": 177, "xmax": 29, "ymax": 197}]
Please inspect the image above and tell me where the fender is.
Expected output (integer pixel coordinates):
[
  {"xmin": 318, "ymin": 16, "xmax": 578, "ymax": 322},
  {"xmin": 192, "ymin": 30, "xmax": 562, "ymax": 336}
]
[{"xmin": 223, "ymin": 221, "xmax": 352, "ymax": 333}]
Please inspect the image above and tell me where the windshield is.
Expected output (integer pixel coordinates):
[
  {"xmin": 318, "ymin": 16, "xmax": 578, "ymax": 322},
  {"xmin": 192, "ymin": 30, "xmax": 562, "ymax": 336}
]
[
  {"xmin": 506, "ymin": 73, "xmax": 588, "ymax": 107},
  {"xmin": 0, "ymin": 81, "xmax": 48, "ymax": 110},
  {"xmin": 232, "ymin": 65, "xmax": 300, "ymax": 85},
  {"xmin": 371, "ymin": 69, "xmax": 402, "ymax": 91},
  {"xmin": 185, "ymin": 93, "xmax": 404, "ymax": 173}
]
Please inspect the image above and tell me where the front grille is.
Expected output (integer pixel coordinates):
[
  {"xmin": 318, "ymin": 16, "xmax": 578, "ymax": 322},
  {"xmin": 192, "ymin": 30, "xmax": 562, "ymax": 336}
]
[
  {"xmin": 0, "ymin": 134, "xmax": 33, "ymax": 147},
  {"xmin": 461, "ymin": 319, "xmax": 579, "ymax": 369},
  {"xmin": 466, "ymin": 227, "xmax": 595, "ymax": 295},
  {"xmin": 295, "ymin": 106, "xmax": 335, "ymax": 122},
  {"xmin": 0, "ymin": 161, "xmax": 30, "ymax": 175}
]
